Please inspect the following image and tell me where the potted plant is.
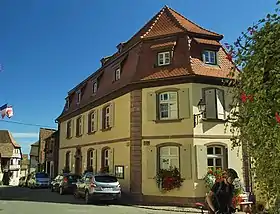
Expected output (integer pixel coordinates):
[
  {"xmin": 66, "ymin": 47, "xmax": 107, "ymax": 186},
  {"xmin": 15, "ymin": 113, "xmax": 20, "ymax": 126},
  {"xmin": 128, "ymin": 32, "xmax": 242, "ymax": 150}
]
[{"xmin": 155, "ymin": 167, "xmax": 184, "ymax": 192}]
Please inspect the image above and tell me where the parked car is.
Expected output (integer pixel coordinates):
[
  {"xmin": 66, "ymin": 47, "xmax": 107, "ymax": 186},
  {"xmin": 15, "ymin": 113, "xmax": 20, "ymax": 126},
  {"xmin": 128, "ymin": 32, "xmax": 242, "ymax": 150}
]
[
  {"xmin": 74, "ymin": 172, "xmax": 121, "ymax": 204},
  {"xmin": 28, "ymin": 172, "xmax": 50, "ymax": 188},
  {"xmin": 50, "ymin": 173, "xmax": 81, "ymax": 195},
  {"xmin": 18, "ymin": 176, "xmax": 26, "ymax": 187}
]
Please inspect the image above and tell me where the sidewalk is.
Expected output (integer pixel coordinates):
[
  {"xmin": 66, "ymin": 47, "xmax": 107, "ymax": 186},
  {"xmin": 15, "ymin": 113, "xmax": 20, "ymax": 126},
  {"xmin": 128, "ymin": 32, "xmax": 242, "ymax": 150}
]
[{"xmin": 134, "ymin": 205, "xmax": 246, "ymax": 213}]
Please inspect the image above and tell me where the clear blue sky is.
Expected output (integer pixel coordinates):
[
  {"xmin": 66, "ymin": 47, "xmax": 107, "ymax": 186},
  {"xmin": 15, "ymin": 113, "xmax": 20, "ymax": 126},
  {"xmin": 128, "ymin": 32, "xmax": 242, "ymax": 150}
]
[{"xmin": 0, "ymin": 0, "xmax": 277, "ymax": 154}]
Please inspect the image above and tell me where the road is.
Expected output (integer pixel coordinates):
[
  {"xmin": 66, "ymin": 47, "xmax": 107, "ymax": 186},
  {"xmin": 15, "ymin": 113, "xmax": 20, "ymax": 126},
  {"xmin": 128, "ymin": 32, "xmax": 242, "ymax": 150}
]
[{"xmin": 0, "ymin": 186, "xmax": 186, "ymax": 214}]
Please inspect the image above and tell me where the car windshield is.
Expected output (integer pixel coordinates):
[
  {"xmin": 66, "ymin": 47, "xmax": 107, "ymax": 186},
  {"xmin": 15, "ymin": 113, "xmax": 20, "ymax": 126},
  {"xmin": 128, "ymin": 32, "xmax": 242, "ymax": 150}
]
[
  {"xmin": 35, "ymin": 173, "xmax": 49, "ymax": 178},
  {"xmin": 94, "ymin": 175, "xmax": 117, "ymax": 183},
  {"xmin": 67, "ymin": 174, "xmax": 81, "ymax": 181}
]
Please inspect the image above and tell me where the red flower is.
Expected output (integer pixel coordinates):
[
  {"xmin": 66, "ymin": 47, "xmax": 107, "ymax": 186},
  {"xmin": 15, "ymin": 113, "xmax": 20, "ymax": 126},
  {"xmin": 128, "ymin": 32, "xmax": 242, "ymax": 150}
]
[
  {"xmin": 208, "ymin": 169, "xmax": 213, "ymax": 174},
  {"xmin": 241, "ymin": 92, "xmax": 247, "ymax": 103},
  {"xmin": 275, "ymin": 112, "xmax": 280, "ymax": 123},
  {"xmin": 247, "ymin": 95, "xmax": 254, "ymax": 102}
]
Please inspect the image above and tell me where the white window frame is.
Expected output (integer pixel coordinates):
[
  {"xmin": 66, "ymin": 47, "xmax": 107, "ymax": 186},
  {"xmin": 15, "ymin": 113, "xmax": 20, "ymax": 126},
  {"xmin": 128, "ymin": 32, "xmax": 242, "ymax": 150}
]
[
  {"xmin": 203, "ymin": 50, "xmax": 217, "ymax": 65},
  {"xmin": 77, "ymin": 90, "xmax": 81, "ymax": 104},
  {"xmin": 93, "ymin": 82, "xmax": 98, "ymax": 94},
  {"xmin": 89, "ymin": 111, "xmax": 95, "ymax": 132},
  {"xmin": 104, "ymin": 106, "xmax": 110, "ymax": 129},
  {"xmin": 115, "ymin": 68, "xmax": 121, "ymax": 81},
  {"xmin": 157, "ymin": 51, "xmax": 171, "ymax": 66},
  {"xmin": 77, "ymin": 117, "xmax": 82, "ymax": 136},
  {"xmin": 104, "ymin": 149, "xmax": 109, "ymax": 167},
  {"xmin": 66, "ymin": 121, "xmax": 72, "ymax": 138},
  {"xmin": 158, "ymin": 91, "xmax": 178, "ymax": 120},
  {"xmin": 207, "ymin": 146, "xmax": 224, "ymax": 170},
  {"xmin": 88, "ymin": 150, "xmax": 94, "ymax": 167},
  {"xmin": 159, "ymin": 146, "xmax": 179, "ymax": 170}
]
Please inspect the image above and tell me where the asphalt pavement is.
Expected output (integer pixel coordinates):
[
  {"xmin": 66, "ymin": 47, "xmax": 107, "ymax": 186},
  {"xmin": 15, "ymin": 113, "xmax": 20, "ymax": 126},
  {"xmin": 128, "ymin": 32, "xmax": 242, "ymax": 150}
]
[{"xmin": 0, "ymin": 186, "xmax": 199, "ymax": 214}]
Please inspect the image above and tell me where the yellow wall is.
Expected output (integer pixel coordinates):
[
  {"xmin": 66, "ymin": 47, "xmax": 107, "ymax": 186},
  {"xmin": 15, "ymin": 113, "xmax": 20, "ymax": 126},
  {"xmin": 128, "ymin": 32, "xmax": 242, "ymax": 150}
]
[
  {"xmin": 58, "ymin": 93, "xmax": 131, "ymax": 192},
  {"xmin": 142, "ymin": 83, "xmax": 193, "ymax": 137},
  {"xmin": 141, "ymin": 83, "xmax": 243, "ymax": 198}
]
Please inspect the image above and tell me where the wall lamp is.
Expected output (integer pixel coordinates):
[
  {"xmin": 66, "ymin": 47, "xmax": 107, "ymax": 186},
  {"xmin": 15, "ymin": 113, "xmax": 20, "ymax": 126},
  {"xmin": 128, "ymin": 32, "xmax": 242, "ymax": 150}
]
[{"xmin": 194, "ymin": 99, "xmax": 206, "ymax": 128}]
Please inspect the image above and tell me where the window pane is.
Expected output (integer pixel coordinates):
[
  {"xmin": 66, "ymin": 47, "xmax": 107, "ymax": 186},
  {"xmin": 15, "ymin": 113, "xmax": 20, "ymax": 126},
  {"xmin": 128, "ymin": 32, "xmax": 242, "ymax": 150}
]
[
  {"xmin": 160, "ymin": 158, "xmax": 170, "ymax": 169},
  {"xmin": 170, "ymin": 158, "xmax": 179, "ymax": 168},
  {"xmin": 169, "ymin": 147, "xmax": 178, "ymax": 156},
  {"xmin": 215, "ymin": 158, "xmax": 222, "ymax": 167},
  {"xmin": 204, "ymin": 51, "xmax": 210, "ymax": 62},
  {"xmin": 207, "ymin": 147, "xmax": 214, "ymax": 155},
  {"xmin": 160, "ymin": 93, "xmax": 168, "ymax": 101},
  {"xmin": 208, "ymin": 158, "xmax": 214, "ymax": 166},
  {"xmin": 159, "ymin": 103, "xmax": 169, "ymax": 118},
  {"xmin": 160, "ymin": 147, "xmax": 170, "ymax": 156},
  {"xmin": 210, "ymin": 52, "xmax": 215, "ymax": 63},
  {"xmin": 215, "ymin": 147, "xmax": 222, "ymax": 155}
]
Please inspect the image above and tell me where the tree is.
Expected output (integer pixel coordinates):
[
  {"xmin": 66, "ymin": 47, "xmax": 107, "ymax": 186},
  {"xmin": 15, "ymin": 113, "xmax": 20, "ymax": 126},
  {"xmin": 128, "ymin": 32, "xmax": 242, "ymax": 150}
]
[{"xmin": 226, "ymin": 1, "xmax": 280, "ymax": 211}]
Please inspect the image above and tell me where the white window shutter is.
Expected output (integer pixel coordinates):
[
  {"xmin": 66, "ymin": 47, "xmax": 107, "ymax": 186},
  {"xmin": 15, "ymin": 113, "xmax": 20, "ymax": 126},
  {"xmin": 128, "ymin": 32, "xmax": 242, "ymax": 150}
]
[
  {"xmin": 99, "ymin": 109, "xmax": 103, "ymax": 130},
  {"xmin": 169, "ymin": 102, "xmax": 178, "ymax": 119},
  {"xmin": 109, "ymin": 103, "xmax": 115, "ymax": 127},
  {"xmin": 216, "ymin": 89, "xmax": 225, "ymax": 120},
  {"xmin": 195, "ymin": 145, "xmax": 208, "ymax": 179},
  {"xmin": 205, "ymin": 89, "xmax": 216, "ymax": 119}
]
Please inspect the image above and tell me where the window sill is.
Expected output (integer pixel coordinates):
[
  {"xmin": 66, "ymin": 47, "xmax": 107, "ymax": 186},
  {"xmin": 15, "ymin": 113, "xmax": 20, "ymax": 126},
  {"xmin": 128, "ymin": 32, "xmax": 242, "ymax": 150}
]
[
  {"xmin": 76, "ymin": 134, "xmax": 82, "ymax": 138},
  {"xmin": 154, "ymin": 119, "xmax": 182, "ymax": 123},
  {"xmin": 87, "ymin": 131, "xmax": 96, "ymax": 135},
  {"xmin": 66, "ymin": 136, "xmax": 72, "ymax": 140},
  {"xmin": 154, "ymin": 63, "xmax": 171, "ymax": 68},
  {"xmin": 203, "ymin": 63, "xmax": 220, "ymax": 68},
  {"xmin": 201, "ymin": 118, "xmax": 227, "ymax": 123},
  {"xmin": 102, "ymin": 127, "xmax": 112, "ymax": 132}
]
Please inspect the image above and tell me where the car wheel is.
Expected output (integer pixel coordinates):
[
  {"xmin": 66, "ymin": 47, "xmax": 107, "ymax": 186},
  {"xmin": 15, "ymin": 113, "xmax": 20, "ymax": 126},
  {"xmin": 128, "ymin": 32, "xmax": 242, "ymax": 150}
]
[
  {"xmin": 59, "ymin": 187, "xmax": 64, "ymax": 195},
  {"xmin": 85, "ymin": 191, "xmax": 90, "ymax": 204}
]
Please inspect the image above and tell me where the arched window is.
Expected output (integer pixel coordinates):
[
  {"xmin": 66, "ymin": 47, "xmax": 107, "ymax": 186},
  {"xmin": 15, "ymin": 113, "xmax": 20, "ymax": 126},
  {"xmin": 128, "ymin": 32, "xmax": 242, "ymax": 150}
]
[
  {"xmin": 158, "ymin": 92, "xmax": 178, "ymax": 120},
  {"xmin": 103, "ymin": 148, "xmax": 109, "ymax": 167},
  {"xmin": 87, "ymin": 149, "xmax": 94, "ymax": 168},
  {"xmin": 159, "ymin": 146, "xmax": 179, "ymax": 170},
  {"xmin": 207, "ymin": 145, "xmax": 224, "ymax": 170},
  {"xmin": 65, "ymin": 151, "xmax": 71, "ymax": 169}
]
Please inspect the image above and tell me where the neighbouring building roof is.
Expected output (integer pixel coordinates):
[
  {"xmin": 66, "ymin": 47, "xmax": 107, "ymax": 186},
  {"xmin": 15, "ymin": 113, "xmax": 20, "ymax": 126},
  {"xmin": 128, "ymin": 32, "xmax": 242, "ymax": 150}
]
[
  {"xmin": 0, "ymin": 130, "xmax": 21, "ymax": 158},
  {"xmin": 29, "ymin": 141, "xmax": 39, "ymax": 157}
]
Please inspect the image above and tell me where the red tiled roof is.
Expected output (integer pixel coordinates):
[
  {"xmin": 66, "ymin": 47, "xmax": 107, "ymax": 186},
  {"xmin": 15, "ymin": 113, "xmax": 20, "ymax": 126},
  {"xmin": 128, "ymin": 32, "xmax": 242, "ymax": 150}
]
[
  {"xmin": 150, "ymin": 41, "xmax": 176, "ymax": 49},
  {"xmin": 141, "ymin": 6, "xmax": 222, "ymax": 39},
  {"xmin": 193, "ymin": 38, "xmax": 221, "ymax": 46},
  {"xmin": 142, "ymin": 67, "xmax": 190, "ymax": 80}
]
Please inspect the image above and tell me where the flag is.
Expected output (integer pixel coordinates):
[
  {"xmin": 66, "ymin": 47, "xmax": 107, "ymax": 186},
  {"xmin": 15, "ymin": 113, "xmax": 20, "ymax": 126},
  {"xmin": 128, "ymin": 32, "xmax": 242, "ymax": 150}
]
[
  {"xmin": 0, "ymin": 104, "xmax": 13, "ymax": 119},
  {"xmin": 0, "ymin": 104, "xmax": 8, "ymax": 119},
  {"xmin": 6, "ymin": 106, "xmax": 13, "ymax": 118}
]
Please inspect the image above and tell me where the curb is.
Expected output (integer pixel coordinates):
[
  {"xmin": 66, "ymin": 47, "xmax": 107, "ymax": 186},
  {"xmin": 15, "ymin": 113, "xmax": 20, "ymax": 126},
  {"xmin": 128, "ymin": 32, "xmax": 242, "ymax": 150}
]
[{"xmin": 134, "ymin": 206, "xmax": 205, "ymax": 213}]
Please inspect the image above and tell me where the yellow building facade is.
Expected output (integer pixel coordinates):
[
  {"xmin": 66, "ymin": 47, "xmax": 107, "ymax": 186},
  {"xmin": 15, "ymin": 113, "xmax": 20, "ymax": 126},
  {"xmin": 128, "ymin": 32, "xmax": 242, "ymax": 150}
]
[{"xmin": 57, "ymin": 6, "xmax": 246, "ymax": 205}]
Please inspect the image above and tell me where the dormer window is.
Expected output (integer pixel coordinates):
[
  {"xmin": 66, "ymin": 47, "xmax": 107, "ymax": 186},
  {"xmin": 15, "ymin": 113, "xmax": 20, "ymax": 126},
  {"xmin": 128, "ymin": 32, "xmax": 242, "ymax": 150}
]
[
  {"xmin": 115, "ymin": 68, "xmax": 121, "ymax": 81},
  {"xmin": 77, "ymin": 90, "xmax": 81, "ymax": 104},
  {"xmin": 65, "ymin": 98, "xmax": 70, "ymax": 110},
  {"xmin": 93, "ymin": 81, "xmax": 98, "ymax": 94},
  {"xmin": 203, "ymin": 50, "xmax": 217, "ymax": 65},
  {"xmin": 157, "ymin": 51, "xmax": 171, "ymax": 66}
]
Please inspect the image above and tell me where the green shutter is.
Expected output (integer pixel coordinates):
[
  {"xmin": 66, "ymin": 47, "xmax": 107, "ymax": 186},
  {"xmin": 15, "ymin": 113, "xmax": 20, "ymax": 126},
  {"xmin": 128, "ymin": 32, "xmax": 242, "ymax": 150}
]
[
  {"xmin": 195, "ymin": 145, "xmax": 208, "ymax": 179},
  {"xmin": 146, "ymin": 146, "xmax": 156, "ymax": 179},
  {"xmin": 179, "ymin": 88, "xmax": 190, "ymax": 119},
  {"xmin": 147, "ymin": 92, "xmax": 157, "ymax": 121},
  {"xmin": 180, "ymin": 144, "xmax": 192, "ymax": 180}
]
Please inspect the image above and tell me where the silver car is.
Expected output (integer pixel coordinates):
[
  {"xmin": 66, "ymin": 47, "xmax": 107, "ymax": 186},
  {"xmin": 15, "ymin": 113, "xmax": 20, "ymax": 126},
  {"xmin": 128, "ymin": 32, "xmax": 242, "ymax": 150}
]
[
  {"xmin": 28, "ymin": 172, "xmax": 50, "ymax": 188},
  {"xmin": 74, "ymin": 173, "xmax": 121, "ymax": 204}
]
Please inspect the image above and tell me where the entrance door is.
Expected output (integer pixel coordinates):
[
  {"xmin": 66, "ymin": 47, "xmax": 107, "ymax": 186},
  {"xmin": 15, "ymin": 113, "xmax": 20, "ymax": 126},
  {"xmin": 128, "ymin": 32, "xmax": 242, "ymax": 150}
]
[{"xmin": 75, "ymin": 148, "xmax": 82, "ymax": 175}]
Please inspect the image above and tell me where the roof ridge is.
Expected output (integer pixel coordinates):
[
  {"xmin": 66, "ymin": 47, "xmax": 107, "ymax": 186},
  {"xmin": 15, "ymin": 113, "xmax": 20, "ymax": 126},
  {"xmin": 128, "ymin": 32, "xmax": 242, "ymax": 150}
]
[
  {"xmin": 140, "ymin": 6, "xmax": 166, "ymax": 39},
  {"xmin": 167, "ymin": 6, "xmax": 222, "ymax": 38}
]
